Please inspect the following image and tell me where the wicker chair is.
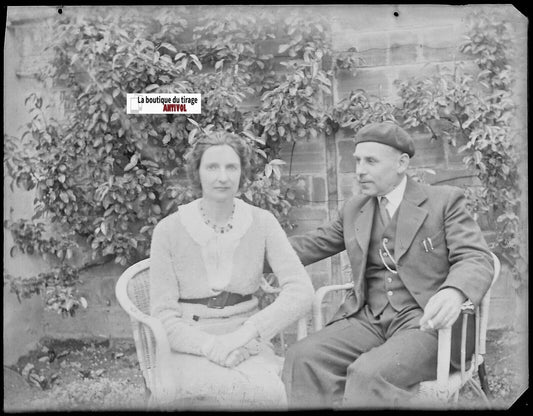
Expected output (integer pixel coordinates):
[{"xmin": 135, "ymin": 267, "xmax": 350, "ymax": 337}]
[
  {"xmin": 311, "ymin": 252, "xmax": 501, "ymax": 408},
  {"xmin": 115, "ymin": 258, "xmax": 308, "ymax": 408}
]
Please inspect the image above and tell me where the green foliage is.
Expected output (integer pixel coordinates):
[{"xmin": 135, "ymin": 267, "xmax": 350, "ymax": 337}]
[
  {"xmin": 241, "ymin": 174, "xmax": 294, "ymax": 229},
  {"xmin": 4, "ymin": 219, "xmax": 77, "ymax": 259},
  {"xmin": 4, "ymin": 7, "xmax": 355, "ymax": 312},
  {"xmin": 5, "ymin": 264, "xmax": 85, "ymax": 317},
  {"xmin": 7, "ymin": 7, "xmax": 521, "ymax": 315},
  {"xmin": 394, "ymin": 10, "xmax": 523, "ymax": 285},
  {"xmin": 245, "ymin": 13, "xmax": 334, "ymax": 155},
  {"xmin": 250, "ymin": 60, "xmax": 331, "ymax": 148},
  {"xmin": 3, "ymin": 218, "xmax": 84, "ymax": 316},
  {"xmin": 329, "ymin": 89, "xmax": 397, "ymax": 133}
]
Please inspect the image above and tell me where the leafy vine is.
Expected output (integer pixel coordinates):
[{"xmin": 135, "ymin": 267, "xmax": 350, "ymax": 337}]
[
  {"xmin": 5, "ymin": 7, "xmax": 522, "ymax": 318},
  {"xmin": 393, "ymin": 10, "xmax": 523, "ymax": 286},
  {"xmin": 3, "ymin": 7, "xmax": 347, "ymax": 314}
]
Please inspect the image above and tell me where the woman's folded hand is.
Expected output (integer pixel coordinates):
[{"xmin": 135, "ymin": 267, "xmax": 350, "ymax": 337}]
[
  {"xmin": 222, "ymin": 339, "xmax": 263, "ymax": 367},
  {"xmin": 242, "ymin": 339, "xmax": 261, "ymax": 355},
  {"xmin": 203, "ymin": 323, "xmax": 260, "ymax": 366},
  {"xmin": 222, "ymin": 347, "xmax": 251, "ymax": 367}
]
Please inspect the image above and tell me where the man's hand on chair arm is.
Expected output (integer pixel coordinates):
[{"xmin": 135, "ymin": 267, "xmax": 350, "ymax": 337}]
[{"xmin": 419, "ymin": 287, "xmax": 467, "ymax": 331}]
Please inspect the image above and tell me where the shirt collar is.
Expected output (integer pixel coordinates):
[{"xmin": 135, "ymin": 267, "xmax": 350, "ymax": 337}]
[{"xmin": 379, "ymin": 175, "xmax": 407, "ymax": 217}]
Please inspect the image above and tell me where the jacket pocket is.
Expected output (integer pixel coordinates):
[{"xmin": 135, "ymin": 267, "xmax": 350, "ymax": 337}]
[
  {"xmin": 420, "ymin": 228, "xmax": 445, "ymax": 251},
  {"xmin": 417, "ymin": 228, "xmax": 448, "ymax": 276}
]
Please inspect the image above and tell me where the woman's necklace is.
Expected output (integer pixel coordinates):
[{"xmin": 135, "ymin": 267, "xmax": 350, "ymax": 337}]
[{"xmin": 200, "ymin": 200, "xmax": 235, "ymax": 234}]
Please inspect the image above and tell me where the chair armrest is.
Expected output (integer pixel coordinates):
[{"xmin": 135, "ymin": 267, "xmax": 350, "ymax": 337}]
[
  {"xmin": 479, "ymin": 253, "xmax": 500, "ymax": 355},
  {"xmin": 313, "ymin": 283, "xmax": 354, "ymax": 332},
  {"xmin": 436, "ymin": 326, "xmax": 452, "ymax": 389},
  {"xmin": 137, "ymin": 315, "xmax": 172, "ymax": 363},
  {"xmin": 435, "ymin": 300, "xmax": 477, "ymax": 389},
  {"xmin": 115, "ymin": 276, "xmax": 171, "ymax": 361}
]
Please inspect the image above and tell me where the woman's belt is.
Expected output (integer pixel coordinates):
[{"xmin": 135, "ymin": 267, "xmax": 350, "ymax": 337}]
[{"xmin": 180, "ymin": 291, "xmax": 252, "ymax": 309}]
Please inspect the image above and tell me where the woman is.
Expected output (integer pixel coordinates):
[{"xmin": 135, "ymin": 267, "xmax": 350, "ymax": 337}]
[{"xmin": 149, "ymin": 131, "xmax": 314, "ymax": 410}]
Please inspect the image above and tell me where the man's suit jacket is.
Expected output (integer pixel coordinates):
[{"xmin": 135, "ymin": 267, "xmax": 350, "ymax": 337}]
[{"xmin": 290, "ymin": 177, "xmax": 494, "ymax": 366}]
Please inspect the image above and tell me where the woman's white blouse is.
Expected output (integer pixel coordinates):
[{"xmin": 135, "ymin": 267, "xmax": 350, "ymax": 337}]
[
  {"xmin": 178, "ymin": 198, "xmax": 253, "ymax": 293},
  {"xmin": 149, "ymin": 198, "xmax": 314, "ymax": 355}
]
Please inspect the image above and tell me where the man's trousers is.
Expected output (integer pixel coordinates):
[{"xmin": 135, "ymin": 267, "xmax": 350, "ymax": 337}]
[{"xmin": 281, "ymin": 303, "xmax": 439, "ymax": 409}]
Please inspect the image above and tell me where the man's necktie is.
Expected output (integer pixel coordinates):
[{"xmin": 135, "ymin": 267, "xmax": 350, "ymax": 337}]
[{"xmin": 379, "ymin": 196, "xmax": 391, "ymax": 226}]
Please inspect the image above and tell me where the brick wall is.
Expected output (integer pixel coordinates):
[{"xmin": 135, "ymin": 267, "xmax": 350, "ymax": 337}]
[{"xmin": 3, "ymin": 6, "xmax": 527, "ymax": 360}]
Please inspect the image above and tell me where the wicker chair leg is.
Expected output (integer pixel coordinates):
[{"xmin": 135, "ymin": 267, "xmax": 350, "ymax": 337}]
[
  {"xmin": 147, "ymin": 392, "xmax": 158, "ymax": 410},
  {"xmin": 477, "ymin": 362, "xmax": 492, "ymax": 398},
  {"xmin": 465, "ymin": 379, "xmax": 491, "ymax": 408},
  {"xmin": 143, "ymin": 388, "xmax": 151, "ymax": 410},
  {"xmin": 148, "ymin": 392, "xmax": 169, "ymax": 411},
  {"xmin": 452, "ymin": 390, "xmax": 459, "ymax": 404}
]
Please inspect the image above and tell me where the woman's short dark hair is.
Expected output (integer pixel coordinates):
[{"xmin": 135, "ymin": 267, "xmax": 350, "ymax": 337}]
[{"xmin": 184, "ymin": 131, "xmax": 253, "ymax": 193}]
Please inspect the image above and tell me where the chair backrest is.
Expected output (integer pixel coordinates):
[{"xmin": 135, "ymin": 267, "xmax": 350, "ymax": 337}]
[
  {"xmin": 479, "ymin": 252, "xmax": 501, "ymax": 355},
  {"xmin": 115, "ymin": 258, "xmax": 155, "ymax": 390},
  {"xmin": 125, "ymin": 260, "xmax": 151, "ymax": 315}
]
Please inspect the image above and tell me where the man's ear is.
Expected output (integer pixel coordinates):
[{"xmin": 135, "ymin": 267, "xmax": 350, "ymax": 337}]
[{"xmin": 398, "ymin": 153, "xmax": 410, "ymax": 174}]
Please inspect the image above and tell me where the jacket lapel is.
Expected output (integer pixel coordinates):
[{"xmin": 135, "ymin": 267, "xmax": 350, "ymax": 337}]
[
  {"xmin": 394, "ymin": 178, "xmax": 428, "ymax": 261},
  {"xmin": 353, "ymin": 197, "xmax": 375, "ymax": 256},
  {"xmin": 349, "ymin": 196, "xmax": 374, "ymax": 300}
]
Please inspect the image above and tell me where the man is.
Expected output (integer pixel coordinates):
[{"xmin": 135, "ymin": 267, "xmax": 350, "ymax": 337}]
[{"xmin": 281, "ymin": 121, "xmax": 494, "ymax": 408}]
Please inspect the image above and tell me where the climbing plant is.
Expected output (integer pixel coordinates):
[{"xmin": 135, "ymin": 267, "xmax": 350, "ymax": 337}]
[
  {"xmin": 3, "ymin": 6, "xmax": 347, "ymax": 315},
  {"xmin": 5, "ymin": 7, "xmax": 523, "ymax": 318},
  {"xmin": 393, "ymin": 10, "xmax": 523, "ymax": 288},
  {"xmin": 324, "ymin": 10, "xmax": 524, "ymax": 294}
]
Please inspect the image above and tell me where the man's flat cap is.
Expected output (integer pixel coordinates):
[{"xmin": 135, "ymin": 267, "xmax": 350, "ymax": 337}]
[{"xmin": 354, "ymin": 122, "xmax": 415, "ymax": 158}]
